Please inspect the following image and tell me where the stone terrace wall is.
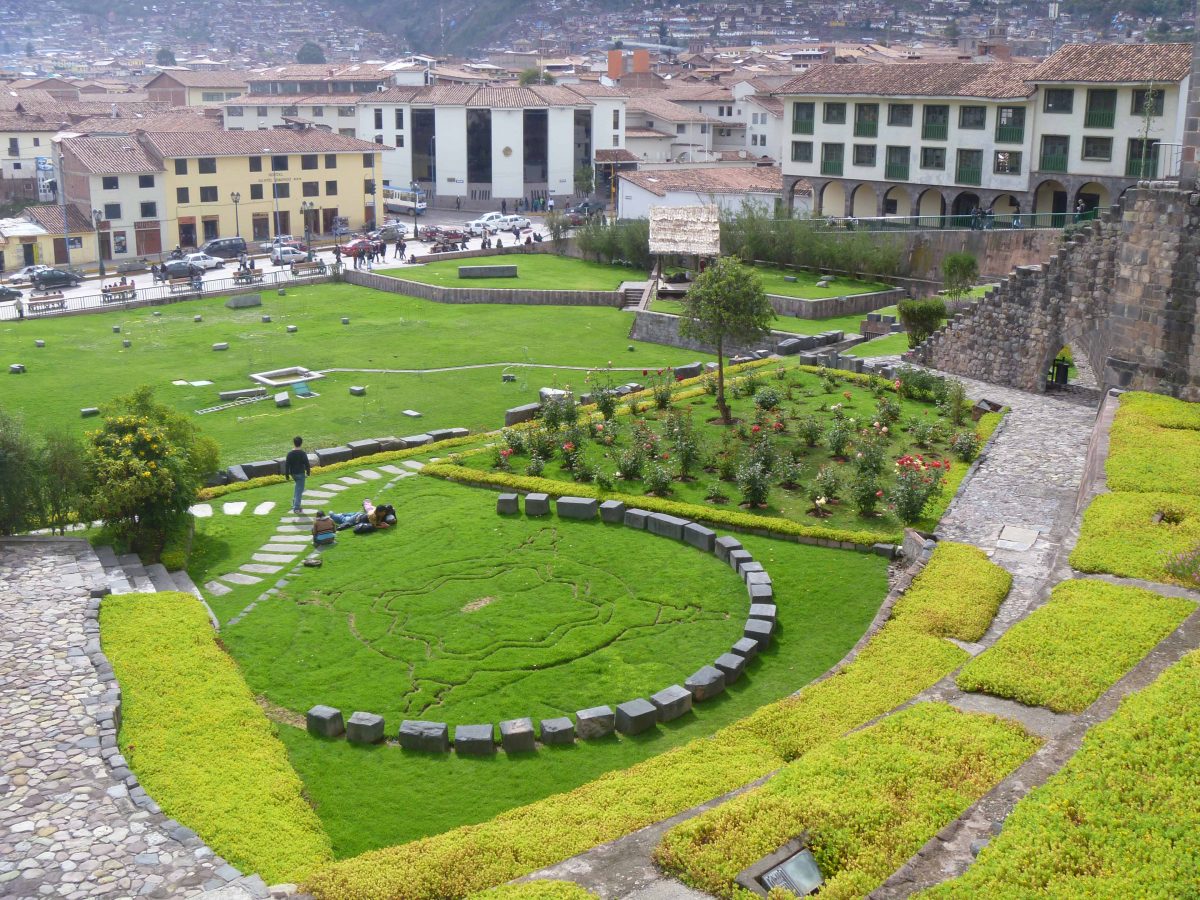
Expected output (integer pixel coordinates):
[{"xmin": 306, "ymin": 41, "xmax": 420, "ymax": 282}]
[
  {"xmin": 908, "ymin": 187, "xmax": 1200, "ymax": 399},
  {"xmin": 767, "ymin": 287, "xmax": 906, "ymax": 320},
  {"xmin": 343, "ymin": 268, "xmax": 624, "ymax": 307},
  {"xmin": 629, "ymin": 309, "xmax": 825, "ymax": 356}
]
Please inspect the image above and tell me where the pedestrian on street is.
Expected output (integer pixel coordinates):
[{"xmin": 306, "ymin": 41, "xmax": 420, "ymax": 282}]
[
  {"xmin": 547, "ymin": 197, "xmax": 555, "ymax": 212},
  {"xmin": 455, "ymin": 196, "xmax": 461, "ymax": 211},
  {"xmin": 284, "ymin": 436, "xmax": 310, "ymax": 514},
  {"xmin": 334, "ymin": 245, "xmax": 342, "ymax": 266},
  {"xmin": 502, "ymin": 198, "xmax": 508, "ymax": 215}
]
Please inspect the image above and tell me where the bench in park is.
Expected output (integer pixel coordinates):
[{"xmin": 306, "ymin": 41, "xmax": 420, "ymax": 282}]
[
  {"xmin": 22, "ymin": 293, "xmax": 66, "ymax": 316},
  {"xmin": 169, "ymin": 277, "xmax": 200, "ymax": 294},
  {"xmin": 291, "ymin": 260, "xmax": 327, "ymax": 277},
  {"xmin": 101, "ymin": 286, "xmax": 136, "ymax": 303},
  {"xmin": 233, "ymin": 269, "xmax": 265, "ymax": 285},
  {"xmin": 458, "ymin": 265, "xmax": 517, "ymax": 279}
]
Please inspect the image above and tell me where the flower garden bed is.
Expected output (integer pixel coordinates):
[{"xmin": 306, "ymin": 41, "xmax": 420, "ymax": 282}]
[{"xmin": 956, "ymin": 580, "xmax": 1195, "ymax": 713}]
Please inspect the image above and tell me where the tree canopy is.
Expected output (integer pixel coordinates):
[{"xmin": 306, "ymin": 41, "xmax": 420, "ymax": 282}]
[
  {"xmin": 296, "ymin": 41, "xmax": 326, "ymax": 64},
  {"xmin": 518, "ymin": 67, "xmax": 556, "ymax": 86},
  {"xmin": 155, "ymin": 47, "xmax": 176, "ymax": 66}
]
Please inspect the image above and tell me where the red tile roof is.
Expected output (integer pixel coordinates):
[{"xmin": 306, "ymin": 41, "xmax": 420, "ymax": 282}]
[
  {"xmin": 1028, "ymin": 43, "xmax": 1193, "ymax": 84},
  {"xmin": 595, "ymin": 148, "xmax": 639, "ymax": 163},
  {"xmin": 146, "ymin": 70, "xmax": 249, "ymax": 88},
  {"xmin": 25, "ymin": 204, "xmax": 95, "ymax": 234},
  {"xmin": 139, "ymin": 128, "xmax": 385, "ymax": 158},
  {"xmin": 63, "ymin": 136, "xmax": 162, "ymax": 174},
  {"xmin": 779, "ymin": 62, "xmax": 1037, "ymax": 99},
  {"xmin": 620, "ymin": 165, "xmax": 784, "ymax": 196}
]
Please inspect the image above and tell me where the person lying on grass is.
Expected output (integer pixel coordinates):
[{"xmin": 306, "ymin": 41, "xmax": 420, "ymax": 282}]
[{"xmin": 326, "ymin": 500, "xmax": 397, "ymax": 531}]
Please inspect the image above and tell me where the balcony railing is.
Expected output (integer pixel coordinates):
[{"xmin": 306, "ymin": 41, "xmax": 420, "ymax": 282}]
[
  {"xmin": 1126, "ymin": 155, "xmax": 1161, "ymax": 179},
  {"xmin": 792, "ymin": 118, "xmax": 814, "ymax": 135},
  {"xmin": 922, "ymin": 123, "xmax": 948, "ymax": 141},
  {"xmin": 955, "ymin": 165, "xmax": 982, "ymax": 186},
  {"xmin": 885, "ymin": 162, "xmax": 910, "ymax": 181},
  {"xmin": 1039, "ymin": 153, "xmax": 1069, "ymax": 173},
  {"xmin": 820, "ymin": 158, "xmax": 844, "ymax": 176},
  {"xmin": 853, "ymin": 121, "xmax": 878, "ymax": 138},
  {"xmin": 995, "ymin": 124, "xmax": 1025, "ymax": 144},
  {"xmin": 1085, "ymin": 108, "xmax": 1116, "ymax": 128}
]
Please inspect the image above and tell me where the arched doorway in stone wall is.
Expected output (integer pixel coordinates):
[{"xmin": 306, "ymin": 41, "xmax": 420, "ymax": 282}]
[
  {"xmin": 991, "ymin": 193, "xmax": 1021, "ymax": 227},
  {"xmin": 1039, "ymin": 337, "xmax": 1101, "ymax": 392},
  {"xmin": 1034, "ymin": 179, "xmax": 1069, "ymax": 227},
  {"xmin": 883, "ymin": 184, "xmax": 911, "ymax": 218},
  {"xmin": 950, "ymin": 191, "xmax": 981, "ymax": 227},
  {"xmin": 916, "ymin": 188, "xmax": 945, "ymax": 224},
  {"xmin": 819, "ymin": 181, "xmax": 846, "ymax": 217},
  {"xmin": 850, "ymin": 183, "xmax": 877, "ymax": 218},
  {"xmin": 1074, "ymin": 182, "xmax": 1111, "ymax": 217}
]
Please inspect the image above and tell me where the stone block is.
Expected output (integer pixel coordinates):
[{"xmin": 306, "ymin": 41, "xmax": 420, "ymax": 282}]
[
  {"xmin": 748, "ymin": 603, "xmax": 777, "ymax": 623},
  {"xmin": 346, "ymin": 711, "xmax": 385, "ymax": 744},
  {"xmin": 739, "ymin": 561, "xmax": 765, "ymax": 580},
  {"xmin": 731, "ymin": 637, "xmax": 759, "ymax": 660},
  {"xmin": 261, "ymin": 315, "xmax": 271, "ymax": 323},
  {"xmin": 226, "ymin": 464, "xmax": 248, "ymax": 482},
  {"xmin": 194, "ymin": 315, "xmax": 202, "ymax": 323},
  {"xmin": 34, "ymin": 340, "xmax": 44, "ymax": 348},
  {"xmin": 402, "ymin": 433, "xmax": 433, "ymax": 446},
  {"xmin": 525, "ymin": 493, "xmax": 550, "ymax": 516},
  {"xmin": 212, "ymin": 342, "xmax": 230, "ymax": 351},
  {"xmin": 81, "ymin": 407, "xmax": 100, "ymax": 418},
  {"xmin": 403, "ymin": 409, "xmax": 422, "ymax": 418},
  {"xmin": 315, "ymin": 446, "xmax": 353, "ymax": 466},
  {"xmin": 349, "ymin": 385, "xmax": 367, "ymax": 396},
  {"xmin": 112, "ymin": 325, "xmax": 121, "ymax": 333},
  {"xmin": 713, "ymin": 652, "xmax": 747, "ymax": 684},
  {"xmin": 399, "ymin": 720, "xmax": 449, "ymax": 753},
  {"xmin": 275, "ymin": 392, "xmax": 290, "ymax": 408},
  {"xmin": 219, "ymin": 387, "xmax": 268, "ymax": 402},
  {"xmin": 287, "ymin": 325, "xmax": 298, "ymax": 333},
  {"xmin": 576, "ymin": 705, "xmax": 615, "ymax": 740},
  {"xmin": 674, "ymin": 361, "xmax": 703, "ymax": 379},
  {"xmin": 557, "ymin": 496, "xmax": 598, "ymax": 520},
  {"xmin": 617, "ymin": 382, "xmax": 643, "ymax": 395},
  {"xmin": 538, "ymin": 387, "xmax": 572, "ymax": 404},
  {"xmin": 776, "ymin": 338, "xmax": 803, "ymax": 355},
  {"xmin": 502, "ymin": 373, "xmax": 517, "ymax": 382},
  {"xmin": 685, "ymin": 665, "xmax": 726, "ymax": 701},
  {"xmin": 499, "ymin": 717, "xmax": 536, "ymax": 753},
  {"xmin": 347, "ymin": 438, "xmax": 382, "ymax": 458},
  {"xmin": 599, "ymin": 500, "xmax": 626, "ymax": 523},
  {"xmin": 746, "ymin": 570, "xmax": 772, "ymax": 587},
  {"xmin": 650, "ymin": 684, "xmax": 693, "ymax": 722},
  {"xmin": 623, "ymin": 508, "xmax": 650, "ymax": 529},
  {"xmin": 744, "ymin": 617, "xmax": 775, "ymax": 649},
  {"xmin": 615, "ymin": 698, "xmax": 658, "ymax": 735},
  {"xmin": 872, "ymin": 542, "xmax": 897, "ymax": 559},
  {"xmin": 429, "ymin": 427, "xmax": 469, "ymax": 442},
  {"xmin": 682, "ymin": 522, "xmax": 716, "ymax": 552},
  {"xmin": 646, "ymin": 512, "xmax": 689, "ymax": 541},
  {"xmin": 122, "ymin": 339, "xmax": 131, "ymax": 348},
  {"xmin": 748, "ymin": 581, "xmax": 775, "ymax": 602},
  {"xmin": 342, "ymin": 317, "xmax": 350, "ymax": 325},
  {"xmin": 539, "ymin": 717, "xmax": 575, "ymax": 745},
  {"xmin": 454, "ymin": 724, "xmax": 496, "ymax": 755},
  {"xmin": 504, "ymin": 403, "xmax": 541, "ymax": 426},
  {"xmin": 306, "ymin": 705, "xmax": 344, "ymax": 738},
  {"xmin": 460, "ymin": 264, "xmax": 518, "ymax": 278},
  {"xmin": 727, "ymin": 548, "xmax": 753, "ymax": 573},
  {"xmin": 225, "ymin": 293, "xmax": 262, "ymax": 309},
  {"xmin": 241, "ymin": 460, "xmax": 281, "ymax": 479},
  {"xmin": 714, "ymin": 535, "xmax": 743, "ymax": 563},
  {"xmin": 377, "ymin": 436, "xmax": 407, "ymax": 451},
  {"xmin": 497, "ymin": 493, "xmax": 520, "ymax": 515}
]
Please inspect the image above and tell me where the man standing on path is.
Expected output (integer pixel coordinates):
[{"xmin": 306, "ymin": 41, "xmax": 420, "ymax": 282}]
[{"xmin": 284, "ymin": 436, "xmax": 310, "ymax": 514}]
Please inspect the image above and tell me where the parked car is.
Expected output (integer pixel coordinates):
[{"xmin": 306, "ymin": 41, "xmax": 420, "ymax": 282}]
[
  {"xmin": 374, "ymin": 223, "xmax": 408, "ymax": 241},
  {"xmin": 423, "ymin": 225, "xmax": 468, "ymax": 244},
  {"xmin": 199, "ymin": 236, "xmax": 248, "ymax": 259},
  {"xmin": 496, "ymin": 215, "xmax": 531, "ymax": 231},
  {"xmin": 184, "ymin": 252, "xmax": 226, "ymax": 271},
  {"xmin": 463, "ymin": 212, "xmax": 505, "ymax": 235},
  {"xmin": 160, "ymin": 260, "xmax": 204, "ymax": 280},
  {"xmin": 6, "ymin": 264, "xmax": 51, "ymax": 285},
  {"xmin": 0, "ymin": 285, "xmax": 22, "ymax": 301},
  {"xmin": 31, "ymin": 268, "xmax": 83, "ymax": 290},
  {"xmin": 337, "ymin": 237, "xmax": 386, "ymax": 257},
  {"xmin": 271, "ymin": 246, "xmax": 308, "ymax": 265},
  {"xmin": 566, "ymin": 200, "xmax": 606, "ymax": 218},
  {"xmin": 257, "ymin": 235, "xmax": 307, "ymax": 253},
  {"xmin": 116, "ymin": 258, "xmax": 151, "ymax": 275}
]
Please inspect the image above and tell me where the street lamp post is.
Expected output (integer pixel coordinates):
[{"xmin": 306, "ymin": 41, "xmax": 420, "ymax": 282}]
[
  {"xmin": 411, "ymin": 181, "xmax": 419, "ymax": 242},
  {"xmin": 231, "ymin": 191, "xmax": 241, "ymax": 237},
  {"xmin": 429, "ymin": 135, "xmax": 436, "ymax": 209},
  {"xmin": 91, "ymin": 208, "xmax": 106, "ymax": 278},
  {"xmin": 300, "ymin": 200, "xmax": 315, "ymax": 250},
  {"xmin": 57, "ymin": 140, "xmax": 70, "ymax": 269}
]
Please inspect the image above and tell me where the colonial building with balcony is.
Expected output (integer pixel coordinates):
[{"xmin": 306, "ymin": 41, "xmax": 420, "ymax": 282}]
[{"xmin": 778, "ymin": 43, "xmax": 1192, "ymax": 223}]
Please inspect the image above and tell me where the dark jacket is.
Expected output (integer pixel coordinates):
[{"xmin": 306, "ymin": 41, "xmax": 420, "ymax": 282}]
[{"xmin": 284, "ymin": 447, "xmax": 310, "ymax": 479}]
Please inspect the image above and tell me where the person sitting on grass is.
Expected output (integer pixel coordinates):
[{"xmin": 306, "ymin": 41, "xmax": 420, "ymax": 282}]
[{"xmin": 311, "ymin": 511, "xmax": 337, "ymax": 546}]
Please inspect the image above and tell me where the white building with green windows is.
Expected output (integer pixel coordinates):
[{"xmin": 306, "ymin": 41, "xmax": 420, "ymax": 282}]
[{"xmin": 778, "ymin": 43, "xmax": 1192, "ymax": 225}]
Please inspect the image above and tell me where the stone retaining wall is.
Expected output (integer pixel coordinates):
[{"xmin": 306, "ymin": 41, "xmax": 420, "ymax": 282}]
[
  {"xmin": 342, "ymin": 268, "xmax": 623, "ymax": 307},
  {"xmin": 628, "ymin": 309, "xmax": 843, "ymax": 357},
  {"xmin": 766, "ymin": 287, "xmax": 906, "ymax": 320}
]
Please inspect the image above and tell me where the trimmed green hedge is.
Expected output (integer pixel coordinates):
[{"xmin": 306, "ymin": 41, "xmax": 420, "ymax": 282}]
[
  {"xmin": 890, "ymin": 541, "xmax": 1010, "ymax": 641},
  {"xmin": 1069, "ymin": 491, "xmax": 1200, "ymax": 585},
  {"xmin": 100, "ymin": 592, "xmax": 332, "ymax": 883},
  {"xmin": 1107, "ymin": 391, "xmax": 1200, "ymax": 496},
  {"xmin": 655, "ymin": 703, "xmax": 1040, "ymax": 900},
  {"xmin": 303, "ymin": 541, "xmax": 1008, "ymax": 899},
  {"xmin": 956, "ymin": 580, "xmax": 1194, "ymax": 713},
  {"xmin": 468, "ymin": 883, "xmax": 596, "ymax": 899},
  {"xmin": 923, "ymin": 649, "xmax": 1200, "ymax": 898}
]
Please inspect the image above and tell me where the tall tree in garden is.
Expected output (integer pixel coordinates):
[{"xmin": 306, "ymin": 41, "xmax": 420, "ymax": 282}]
[
  {"xmin": 678, "ymin": 257, "xmax": 774, "ymax": 424},
  {"xmin": 155, "ymin": 47, "xmax": 176, "ymax": 66},
  {"xmin": 296, "ymin": 42, "xmax": 326, "ymax": 64}
]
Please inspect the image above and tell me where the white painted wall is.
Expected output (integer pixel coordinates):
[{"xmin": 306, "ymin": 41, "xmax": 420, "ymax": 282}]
[
  {"xmin": 90, "ymin": 171, "xmax": 167, "ymax": 260},
  {"xmin": 546, "ymin": 106, "xmax": 576, "ymax": 197},
  {"xmin": 434, "ymin": 106, "xmax": 468, "ymax": 198},
  {"xmin": 618, "ymin": 183, "xmax": 799, "ymax": 219},
  {"xmin": 490, "ymin": 108, "xmax": 525, "ymax": 200}
]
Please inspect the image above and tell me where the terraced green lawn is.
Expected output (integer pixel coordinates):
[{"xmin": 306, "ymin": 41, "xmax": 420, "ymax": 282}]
[
  {"xmin": 377, "ymin": 255, "xmax": 640, "ymax": 290},
  {"xmin": 0, "ymin": 282, "xmax": 708, "ymax": 464},
  {"xmin": 649, "ymin": 300, "xmax": 900, "ymax": 339}
]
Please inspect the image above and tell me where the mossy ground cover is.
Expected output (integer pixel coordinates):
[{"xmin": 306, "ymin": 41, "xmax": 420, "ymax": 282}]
[
  {"xmin": 0, "ymin": 281, "xmax": 708, "ymax": 464},
  {"xmin": 377, "ymin": 255, "xmax": 638, "ymax": 290},
  {"xmin": 1106, "ymin": 391, "xmax": 1200, "ymax": 496},
  {"xmin": 923, "ymin": 649, "xmax": 1200, "ymax": 899},
  {"xmin": 655, "ymin": 703, "xmax": 1040, "ymax": 900},
  {"xmin": 956, "ymin": 580, "xmax": 1194, "ymax": 713},
  {"xmin": 302, "ymin": 541, "xmax": 1008, "ymax": 895},
  {"xmin": 100, "ymin": 592, "xmax": 332, "ymax": 884}
]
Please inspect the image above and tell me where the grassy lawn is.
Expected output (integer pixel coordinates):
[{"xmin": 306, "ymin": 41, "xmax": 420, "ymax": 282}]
[
  {"xmin": 844, "ymin": 331, "xmax": 911, "ymax": 358},
  {"xmin": 0, "ymin": 282, "xmax": 708, "ymax": 465},
  {"xmin": 377, "ymin": 255, "xmax": 640, "ymax": 290},
  {"xmin": 649, "ymin": 299, "xmax": 900, "ymax": 339},
  {"xmin": 207, "ymin": 475, "xmax": 890, "ymax": 857}
]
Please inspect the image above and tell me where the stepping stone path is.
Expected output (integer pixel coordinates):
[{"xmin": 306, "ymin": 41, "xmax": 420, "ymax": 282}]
[
  {"xmin": 189, "ymin": 503, "xmax": 212, "ymax": 518},
  {"xmin": 340, "ymin": 476, "xmax": 365, "ymax": 485},
  {"xmin": 253, "ymin": 501, "xmax": 276, "ymax": 515},
  {"xmin": 222, "ymin": 501, "xmax": 247, "ymax": 515}
]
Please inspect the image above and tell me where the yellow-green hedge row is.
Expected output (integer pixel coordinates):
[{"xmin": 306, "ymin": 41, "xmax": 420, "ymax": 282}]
[
  {"xmin": 420, "ymin": 462, "xmax": 897, "ymax": 546},
  {"xmin": 303, "ymin": 541, "xmax": 1009, "ymax": 899},
  {"xmin": 655, "ymin": 703, "xmax": 1041, "ymax": 900},
  {"xmin": 100, "ymin": 592, "xmax": 333, "ymax": 883},
  {"xmin": 467, "ymin": 882, "xmax": 596, "ymax": 899},
  {"xmin": 922, "ymin": 649, "xmax": 1200, "ymax": 898},
  {"xmin": 956, "ymin": 580, "xmax": 1194, "ymax": 713},
  {"xmin": 1069, "ymin": 491, "xmax": 1200, "ymax": 585},
  {"xmin": 890, "ymin": 541, "xmax": 1010, "ymax": 642},
  {"xmin": 1106, "ymin": 391, "xmax": 1200, "ymax": 496}
]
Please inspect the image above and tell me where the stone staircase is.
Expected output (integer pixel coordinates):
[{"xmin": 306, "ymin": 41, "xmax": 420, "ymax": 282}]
[
  {"xmin": 619, "ymin": 281, "xmax": 649, "ymax": 310},
  {"xmin": 92, "ymin": 543, "xmax": 205, "ymax": 599}
]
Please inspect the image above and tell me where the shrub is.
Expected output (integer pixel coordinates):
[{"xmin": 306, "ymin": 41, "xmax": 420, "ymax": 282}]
[
  {"xmin": 736, "ymin": 461, "xmax": 770, "ymax": 507},
  {"xmin": 0, "ymin": 410, "xmax": 40, "ymax": 535},
  {"xmin": 898, "ymin": 297, "xmax": 947, "ymax": 348},
  {"xmin": 875, "ymin": 395, "xmax": 901, "ymax": 425},
  {"xmin": 501, "ymin": 428, "xmax": 527, "ymax": 455},
  {"xmin": 811, "ymin": 465, "xmax": 841, "ymax": 501},
  {"xmin": 825, "ymin": 421, "xmax": 851, "ymax": 457},
  {"xmin": 849, "ymin": 470, "xmax": 884, "ymax": 516},
  {"xmin": 949, "ymin": 429, "xmax": 981, "ymax": 461},
  {"xmin": 528, "ymin": 427, "xmax": 558, "ymax": 461},
  {"xmin": 616, "ymin": 447, "xmax": 644, "ymax": 480},
  {"xmin": 956, "ymin": 580, "xmax": 1194, "ymax": 713},
  {"xmin": 754, "ymin": 387, "xmax": 782, "ymax": 410},
  {"xmin": 101, "ymin": 593, "xmax": 331, "ymax": 882},
  {"xmin": 797, "ymin": 415, "xmax": 823, "ymax": 447},
  {"xmin": 853, "ymin": 433, "xmax": 887, "ymax": 476},
  {"xmin": 493, "ymin": 446, "xmax": 514, "ymax": 472},
  {"xmin": 643, "ymin": 461, "xmax": 672, "ymax": 496},
  {"xmin": 895, "ymin": 367, "xmax": 946, "ymax": 403},
  {"xmin": 924, "ymin": 650, "xmax": 1200, "ymax": 899},
  {"xmin": 524, "ymin": 456, "xmax": 546, "ymax": 477},
  {"xmin": 890, "ymin": 455, "xmax": 948, "ymax": 524},
  {"xmin": 941, "ymin": 251, "xmax": 978, "ymax": 302},
  {"xmin": 941, "ymin": 379, "xmax": 970, "ymax": 426}
]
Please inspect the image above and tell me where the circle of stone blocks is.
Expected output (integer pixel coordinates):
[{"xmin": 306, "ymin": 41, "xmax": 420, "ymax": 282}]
[
  {"xmin": 499, "ymin": 717, "xmax": 537, "ymax": 753},
  {"xmin": 683, "ymin": 522, "xmax": 716, "ymax": 551},
  {"xmin": 81, "ymin": 407, "xmax": 99, "ymax": 418},
  {"xmin": 556, "ymin": 496, "xmax": 598, "ymax": 520},
  {"xmin": 9, "ymin": 364, "xmax": 26, "ymax": 374},
  {"xmin": 212, "ymin": 342, "xmax": 229, "ymax": 351},
  {"xmin": 525, "ymin": 492, "xmax": 551, "ymax": 516},
  {"xmin": 346, "ymin": 711, "xmax": 385, "ymax": 744},
  {"xmin": 714, "ymin": 535, "xmax": 742, "ymax": 563},
  {"xmin": 194, "ymin": 315, "xmax": 202, "ymax": 322},
  {"xmin": 599, "ymin": 500, "xmax": 626, "ymax": 523},
  {"xmin": 743, "ymin": 617, "xmax": 774, "ymax": 650},
  {"xmin": 34, "ymin": 340, "xmax": 44, "ymax": 348},
  {"xmin": 306, "ymin": 705, "xmax": 345, "ymax": 738},
  {"xmin": 454, "ymin": 723, "xmax": 496, "ymax": 755},
  {"xmin": 739, "ymin": 561, "xmax": 765, "ymax": 581},
  {"xmin": 749, "ymin": 603, "xmax": 777, "ymax": 624},
  {"xmin": 112, "ymin": 325, "xmax": 121, "ymax": 333},
  {"xmin": 730, "ymin": 637, "xmax": 759, "ymax": 661},
  {"xmin": 122, "ymin": 339, "xmax": 131, "ymax": 348},
  {"xmin": 616, "ymin": 698, "xmax": 658, "ymax": 735},
  {"xmin": 349, "ymin": 386, "xmax": 366, "ymax": 396},
  {"xmin": 399, "ymin": 719, "xmax": 450, "ymax": 753},
  {"xmin": 497, "ymin": 493, "xmax": 520, "ymax": 515},
  {"xmin": 713, "ymin": 652, "xmax": 747, "ymax": 684},
  {"xmin": 576, "ymin": 705, "xmax": 615, "ymax": 739},
  {"xmin": 650, "ymin": 684, "xmax": 693, "ymax": 722},
  {"xmin": 623, "ymin": 507, "xmax": 650, "ymax": 529},
  {"xmin": 539, "ymin": 717, "xmax": 575, "ymax": 745},
  {"xmin": 646, "ymin": 512, "xmax": 688, "ymax": 540},
  {"xmin": 685, "ymin": 665, "xmax": 726, "ymax": 701},
  {"xmin": 287, "ymin": 325, "xmax": 298, "ymax": 333},
  {"xmin": 341, "ymin": 317, "xmax": 350, "ymax": 325},
  {"xmin": 727, "ymin": 548, "xmax": 753, "ymax": 574}
]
